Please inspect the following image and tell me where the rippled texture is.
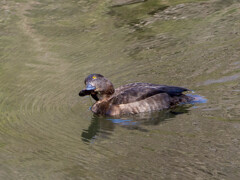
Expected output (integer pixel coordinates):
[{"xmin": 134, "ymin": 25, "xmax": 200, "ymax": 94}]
[{"xmin": 0, "ymin": 0, "xmax": 240, "ymax": 179}]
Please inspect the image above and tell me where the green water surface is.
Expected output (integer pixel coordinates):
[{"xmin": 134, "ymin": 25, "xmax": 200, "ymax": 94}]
[{"xmin": 0, "ymin": 0, "xmax": 240, "ymax": 179}]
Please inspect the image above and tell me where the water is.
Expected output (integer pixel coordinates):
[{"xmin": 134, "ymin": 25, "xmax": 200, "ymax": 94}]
[{"xmin": 0, "ymin": 0, "xmax": 240, "ymax": 179}]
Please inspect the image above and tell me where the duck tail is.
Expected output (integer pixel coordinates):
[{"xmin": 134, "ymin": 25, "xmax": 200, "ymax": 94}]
[{"xmin": 170, "ymin": 94, "xmax": 194, "ymax": 106}]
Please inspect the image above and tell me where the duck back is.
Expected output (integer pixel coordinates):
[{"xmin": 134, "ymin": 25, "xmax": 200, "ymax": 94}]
[
  {"xmin": 111, "ymin": 83, "xmax": 189, "ymax": 104},
  {"xmin": 102, "ymin": 83, "xmax": 193, "ymax": 116}
]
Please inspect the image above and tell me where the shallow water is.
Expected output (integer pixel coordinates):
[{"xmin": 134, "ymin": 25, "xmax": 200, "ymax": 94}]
[{"xmin": 0, "ymin": 0, "xmax": 240, "ymax": 179}]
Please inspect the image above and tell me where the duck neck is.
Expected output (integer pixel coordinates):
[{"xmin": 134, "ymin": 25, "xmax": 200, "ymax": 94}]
[{"xmin": 96, "ymin": 92, "xmax": 113, "ymax": 101}]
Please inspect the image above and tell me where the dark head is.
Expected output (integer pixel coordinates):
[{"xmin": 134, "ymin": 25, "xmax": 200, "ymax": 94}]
[{"xmin": 79, "ymin": 74, "xmax": 115, "ymax": 101}]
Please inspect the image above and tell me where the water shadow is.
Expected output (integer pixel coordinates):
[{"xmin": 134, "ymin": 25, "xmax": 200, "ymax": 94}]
[{"xmin": 81, "ymin": 105, "xmax": 192, "ymax": 143}]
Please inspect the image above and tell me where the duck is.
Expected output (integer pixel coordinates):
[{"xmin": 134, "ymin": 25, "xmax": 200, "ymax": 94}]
[{"xmin": 79, "ymin": 74, "xmax": 194, "ymax": 116}]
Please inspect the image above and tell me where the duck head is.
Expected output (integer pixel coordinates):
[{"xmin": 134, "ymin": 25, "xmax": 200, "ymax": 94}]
[{"xmin": 79, "ymin": 74, "xmax": 115, "ymax": 101}]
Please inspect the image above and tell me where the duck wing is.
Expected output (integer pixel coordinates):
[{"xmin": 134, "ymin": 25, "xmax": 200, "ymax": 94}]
[{"xmin": 111, "ymin": 83, "xmax": 190, "ymax": 105}]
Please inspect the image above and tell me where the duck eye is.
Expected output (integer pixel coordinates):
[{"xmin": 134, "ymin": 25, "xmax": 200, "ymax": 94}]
[{"xmin": 92, "ymin": 76, "xmax": 97, "ymax": 79}]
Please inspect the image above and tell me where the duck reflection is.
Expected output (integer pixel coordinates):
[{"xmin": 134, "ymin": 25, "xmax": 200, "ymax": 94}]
[
  {"xmin": 81, "ymin": 115, "xmax": 114, "ymax": 143},
  {"xmin": 81, "ymin": 105, "xmax": 191, "ymax": 143}
]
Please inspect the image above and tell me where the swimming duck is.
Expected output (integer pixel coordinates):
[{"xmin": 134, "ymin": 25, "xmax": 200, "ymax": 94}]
[{"xmin": 79, "ymin": 74, "xmax": 193, "ymax": 116}]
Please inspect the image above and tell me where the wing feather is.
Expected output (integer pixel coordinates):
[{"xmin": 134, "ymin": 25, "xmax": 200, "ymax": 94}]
[{"xmin": 111, "ymin": 83, "xmax": 189, "ymax": 105}]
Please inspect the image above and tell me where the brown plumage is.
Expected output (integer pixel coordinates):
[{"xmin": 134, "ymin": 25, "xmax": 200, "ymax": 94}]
[{"xmin": 79, "ymin": 74, "xmax": 193, "ymax": 116}]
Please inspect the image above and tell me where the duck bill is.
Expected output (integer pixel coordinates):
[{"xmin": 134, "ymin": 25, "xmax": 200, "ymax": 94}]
[
  {"xmin": 79, "ymin": 84, "xmax": 96, "ymax": 96},
  {"xmin": 85, "ymin": 84, "xmax": 96, "ymax": 91}
]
